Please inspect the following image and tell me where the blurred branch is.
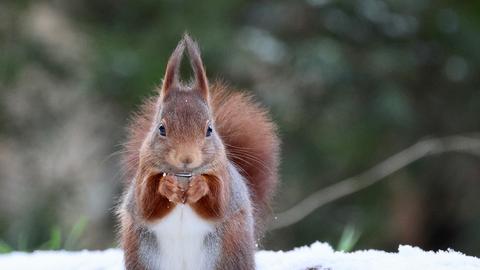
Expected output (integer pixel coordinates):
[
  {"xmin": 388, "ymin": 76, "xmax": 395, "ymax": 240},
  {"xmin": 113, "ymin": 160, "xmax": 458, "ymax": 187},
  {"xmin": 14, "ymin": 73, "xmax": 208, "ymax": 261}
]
[{"xmin": 270, "ymin": 135, "xmax": 480, "ymax": 230}]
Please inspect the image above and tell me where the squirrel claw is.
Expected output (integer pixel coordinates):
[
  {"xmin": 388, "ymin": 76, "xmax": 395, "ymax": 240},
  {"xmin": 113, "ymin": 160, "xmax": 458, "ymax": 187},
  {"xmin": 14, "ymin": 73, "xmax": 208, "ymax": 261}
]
[
  {"xmin": 158, "ymin": 174, "xmax": 185, "ymax": 204},
  {"xmin": 186, "ymin": 175, "xmax": 209, "ymax": 204}
]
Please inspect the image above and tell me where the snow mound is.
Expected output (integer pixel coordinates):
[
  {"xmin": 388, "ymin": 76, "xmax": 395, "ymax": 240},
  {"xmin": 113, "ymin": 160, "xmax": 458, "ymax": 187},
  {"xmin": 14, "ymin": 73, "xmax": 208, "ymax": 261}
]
[
  {"xmin": 0, "ymin": 242, "xmax": 479, "ymax": 270},
  {"xmin": 256, "ymin": 242, "xmax": 480, "ymax": 270}
]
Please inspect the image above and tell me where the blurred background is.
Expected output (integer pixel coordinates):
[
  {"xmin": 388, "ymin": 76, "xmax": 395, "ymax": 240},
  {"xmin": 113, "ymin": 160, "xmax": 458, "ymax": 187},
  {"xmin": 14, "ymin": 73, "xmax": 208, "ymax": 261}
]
[{"xmin": 1, "ymin": 0, "xmax": 479, "ymax": 256}]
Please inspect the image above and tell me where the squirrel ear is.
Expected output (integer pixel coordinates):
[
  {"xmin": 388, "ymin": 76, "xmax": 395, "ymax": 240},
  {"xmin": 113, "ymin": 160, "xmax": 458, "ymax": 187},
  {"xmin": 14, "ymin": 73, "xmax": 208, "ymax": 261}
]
[
  {"xmin": 183, "ymin": 33, "xmax": 209, "ymax": 100},
  {"xmin": 161, "ymin": 39, "xmax": 185, "ymax": 97}
]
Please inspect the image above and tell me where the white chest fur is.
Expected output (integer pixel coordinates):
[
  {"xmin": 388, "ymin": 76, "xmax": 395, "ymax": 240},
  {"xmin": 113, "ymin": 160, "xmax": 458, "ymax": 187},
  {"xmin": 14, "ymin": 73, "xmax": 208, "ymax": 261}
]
[{"xmin": 149, "ymin": 205, "xmax": 215, "ymax": 270}]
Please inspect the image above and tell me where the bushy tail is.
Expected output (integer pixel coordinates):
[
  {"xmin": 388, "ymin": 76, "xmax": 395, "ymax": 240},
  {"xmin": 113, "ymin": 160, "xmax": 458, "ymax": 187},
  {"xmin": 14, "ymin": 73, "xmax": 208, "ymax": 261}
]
[{"xmin": 210, "ymin": 82, "xmax": 280, "ymax": 236}]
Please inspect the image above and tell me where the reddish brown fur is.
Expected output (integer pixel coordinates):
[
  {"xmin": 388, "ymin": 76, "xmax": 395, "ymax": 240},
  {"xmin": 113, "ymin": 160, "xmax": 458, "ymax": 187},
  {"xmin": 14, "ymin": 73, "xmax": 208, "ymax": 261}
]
[
  {"xmin": 217, "ymin": 209, "xmax": 255, "ymax": 269},
  {"xmin": 122, "ymin": 97, "xmax": 157, "ymax": 181},
  {"xmin": 122, "ymin": 81, "xmax": 280, "ymax": 233},
  {"xmin": 136, "ymin": 172, "xmax": 175, "ymax": 221},
  {"xmin": 120, "ymin": 34, "xmax": 279, "ymax": 270},
  {"xmin": 189, "ymin": 173, "xmax": 229, "ymax": 219},
  {"xmin": 210, "ymin": 84, "xmax": 280, "ymax": 235},
  {"xmin": 120, "ymin": 214, "xmax": 146, "ymax": 270},
  {"xmin": 162, "ymin": 40, "xmax": 185, "ymax": 92},
  {"xmin": 184, "ymin": 36, "xmax": 209, "ymax": 98}
]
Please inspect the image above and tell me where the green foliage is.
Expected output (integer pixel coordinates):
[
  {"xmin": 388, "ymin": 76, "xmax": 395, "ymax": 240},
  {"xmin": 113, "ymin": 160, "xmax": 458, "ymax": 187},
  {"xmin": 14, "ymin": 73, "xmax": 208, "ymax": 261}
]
[
  {"xmin": 64, "ymin": 218, "xmax": 88, "ymax": 250},
  {"xmin": 39, "ymin": 227, "xmax": 62, "ymax": 250},
  {"xmin": 0, "ymin": 219, "xmax": 88, "ymax": 254},
  {"xmin": 336, "ymin": 225, "xmax": 361, "ymax": 252},
  {"xmin": 0, "ymin": 240, "xmax": 13, "ymax": 254}
]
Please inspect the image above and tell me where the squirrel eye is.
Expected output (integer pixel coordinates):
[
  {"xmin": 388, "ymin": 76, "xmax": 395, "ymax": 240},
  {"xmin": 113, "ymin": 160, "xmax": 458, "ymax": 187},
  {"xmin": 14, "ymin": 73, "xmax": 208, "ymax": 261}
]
[
  {"xmin": 159, "ymin": 124, "xmax": 166, "ymax": 136},
  {"xmin": 206, "ymin": 125, "xmax": 213, "ymax": 137}
]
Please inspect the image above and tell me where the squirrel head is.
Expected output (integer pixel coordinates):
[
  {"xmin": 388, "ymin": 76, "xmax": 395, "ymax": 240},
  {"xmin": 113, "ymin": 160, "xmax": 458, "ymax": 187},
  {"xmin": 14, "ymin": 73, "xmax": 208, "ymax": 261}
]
[{"xmin": 139, "ymin": 34, "xmax": 225, "ymax": 175}]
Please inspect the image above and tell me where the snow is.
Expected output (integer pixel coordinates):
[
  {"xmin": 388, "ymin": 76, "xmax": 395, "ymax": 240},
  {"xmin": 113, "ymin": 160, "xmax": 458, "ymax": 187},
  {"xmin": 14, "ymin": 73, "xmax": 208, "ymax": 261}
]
[
  {"xmin": 0, "ymin": 242, "xmax": 479, "ymax": 270},
  {"xmin": 256, "ymin": 242, "xmax": 480, "ymax": 270},
  {"xmin": 0, "ymin": 249, "xmax": 122, "ymax": 270}
]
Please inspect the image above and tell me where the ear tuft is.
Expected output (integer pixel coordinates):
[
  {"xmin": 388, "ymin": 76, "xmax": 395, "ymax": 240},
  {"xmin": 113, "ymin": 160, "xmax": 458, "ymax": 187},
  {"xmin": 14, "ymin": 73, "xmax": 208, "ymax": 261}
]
[
  {"xmin": 161, "ymin": 38, "xmax": 185, "ymax": 96},
  {"xmin": 183, "ymin": 33, "xmax": 209, "ymax": 100}
]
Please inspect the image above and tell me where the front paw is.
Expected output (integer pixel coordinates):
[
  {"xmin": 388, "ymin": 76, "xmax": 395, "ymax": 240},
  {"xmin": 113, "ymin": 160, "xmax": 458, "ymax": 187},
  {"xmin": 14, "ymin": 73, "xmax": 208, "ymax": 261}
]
[
  {"xmin": 158, "ymin": 175, "xmax": 185, "ymax": 204},
  {"xmin": 186, "ymin": 175, "xmax": 210, "ymax": 204}
]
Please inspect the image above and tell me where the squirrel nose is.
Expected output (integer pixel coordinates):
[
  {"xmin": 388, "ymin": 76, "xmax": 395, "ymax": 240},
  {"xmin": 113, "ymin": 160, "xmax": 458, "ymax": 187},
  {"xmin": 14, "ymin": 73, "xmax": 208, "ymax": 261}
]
[
  {"xmin": 179, "ymin": 155, "xmax": 193, "ymax": 167},
  {"xmin": 171, "ymin": 149, "xmax": 200, "ymax": 169}
]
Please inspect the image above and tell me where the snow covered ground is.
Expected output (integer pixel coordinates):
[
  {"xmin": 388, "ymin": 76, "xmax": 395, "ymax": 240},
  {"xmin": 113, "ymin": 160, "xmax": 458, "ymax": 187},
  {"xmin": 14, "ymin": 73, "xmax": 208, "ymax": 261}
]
[{"xmin": 0, "ymin": 241, "xmax": 479, "ymax": 270}]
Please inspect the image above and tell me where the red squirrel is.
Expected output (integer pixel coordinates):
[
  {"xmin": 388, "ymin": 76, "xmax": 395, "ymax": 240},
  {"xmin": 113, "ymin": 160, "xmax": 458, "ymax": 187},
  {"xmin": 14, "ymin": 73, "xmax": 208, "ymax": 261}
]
[{"xmin": 118, "ymin": 34, "xmax": 280, "ymax": 270}]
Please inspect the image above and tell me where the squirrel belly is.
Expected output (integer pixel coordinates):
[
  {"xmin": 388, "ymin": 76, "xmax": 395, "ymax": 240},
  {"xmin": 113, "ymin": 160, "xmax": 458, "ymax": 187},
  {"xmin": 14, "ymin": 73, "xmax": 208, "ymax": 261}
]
[
  {"xmin": 120, "ymin": 163, "xmax": 255, "ymax": 270},
  {"xmin": 149, "ymin": 205, "xmax": 216, "ymax": 270}
]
